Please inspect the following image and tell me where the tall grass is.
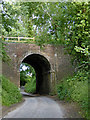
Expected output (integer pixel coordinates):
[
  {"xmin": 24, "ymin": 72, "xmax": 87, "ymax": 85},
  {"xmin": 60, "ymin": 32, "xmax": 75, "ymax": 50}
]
[{"xmin": 0, "ymin": 75, "xmax": 22, "ymax": 106}]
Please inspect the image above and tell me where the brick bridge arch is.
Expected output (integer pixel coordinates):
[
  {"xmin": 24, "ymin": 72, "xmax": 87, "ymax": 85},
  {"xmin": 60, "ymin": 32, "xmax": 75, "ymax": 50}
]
[
  {"xmin": 21, "ymin": 53, "xmax": 51, "ymax": 94},
  {"xmin": 2, "ymin": 43, "xmax": 74, "ymax": 94}
]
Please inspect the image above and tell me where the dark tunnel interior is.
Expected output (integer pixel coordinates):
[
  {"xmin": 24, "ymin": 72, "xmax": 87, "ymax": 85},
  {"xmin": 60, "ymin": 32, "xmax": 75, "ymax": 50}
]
[{"xmin": 22, "ymin": 54, "xmax": 51, "ymax": 94}]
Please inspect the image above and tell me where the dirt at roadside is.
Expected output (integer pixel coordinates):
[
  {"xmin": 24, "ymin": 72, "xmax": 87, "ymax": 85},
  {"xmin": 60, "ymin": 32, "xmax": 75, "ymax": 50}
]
[{"xmin": 47, "ymin": 95, "xmax": 84, "ymax": 118}]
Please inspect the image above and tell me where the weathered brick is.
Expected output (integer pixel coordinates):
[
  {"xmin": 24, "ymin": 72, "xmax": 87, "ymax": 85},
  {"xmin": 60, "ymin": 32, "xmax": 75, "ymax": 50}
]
[{"xmin": 2, "ymin": 43, "xmax": 74, "ymax": 94}]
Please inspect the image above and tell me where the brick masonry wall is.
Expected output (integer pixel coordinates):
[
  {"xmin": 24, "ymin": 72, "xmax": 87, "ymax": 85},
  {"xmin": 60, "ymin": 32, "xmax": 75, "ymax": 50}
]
[{"xmin": 2, "ymin": 43, "xmax": 74, "ymax": 94}]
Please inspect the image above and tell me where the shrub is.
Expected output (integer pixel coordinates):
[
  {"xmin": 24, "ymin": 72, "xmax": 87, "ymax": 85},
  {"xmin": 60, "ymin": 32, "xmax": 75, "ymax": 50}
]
[
  {"xmin": 25, "ymin": 76, "xmax": 36, "ymax": 93},
  {"xmin": 56, "ymin": 70, "xmax": 88, "ymax": 118}
]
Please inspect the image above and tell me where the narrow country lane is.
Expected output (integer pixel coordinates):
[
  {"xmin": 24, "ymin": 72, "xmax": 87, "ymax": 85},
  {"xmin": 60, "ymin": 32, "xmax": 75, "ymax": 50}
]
[{"xmin": 4, "ymin": 96, "xmax": 64, "ymax": 118}]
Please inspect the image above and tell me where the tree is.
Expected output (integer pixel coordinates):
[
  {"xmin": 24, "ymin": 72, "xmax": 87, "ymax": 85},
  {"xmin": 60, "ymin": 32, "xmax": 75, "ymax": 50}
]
[
  {"xmin": 60, "ymin": 2, "xmax": 89, "ymax": 68},
  {"xmin": 2, "ymin": 1, "xmax": 30, "ymax": 37},
  {"xmin": 24, "ymin": 2, "xmax": 89, "ymax": 68},
  {"xmin": 1, "ymin": 1, "xmax": 89, "ymax": 68},
  {"xmin": 20, "ymin": 63, "xmax": 36, "ymax": 86}
]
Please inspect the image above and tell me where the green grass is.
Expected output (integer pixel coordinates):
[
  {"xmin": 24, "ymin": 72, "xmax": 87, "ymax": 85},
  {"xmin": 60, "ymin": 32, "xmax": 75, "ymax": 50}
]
[
  {"xmin": 56, "ymin": 70, "xmax": 88, "ymax": 119},
  {"xmin": 0, "ymin": 75, "xmax": 22, "ymax": 106}
]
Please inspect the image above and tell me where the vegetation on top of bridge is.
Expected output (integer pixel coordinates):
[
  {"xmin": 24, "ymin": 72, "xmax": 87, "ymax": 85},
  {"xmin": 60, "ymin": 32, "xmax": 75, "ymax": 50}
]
[{"xmin": 1, "ymin": 1, "xmax": 89, "ymax": 119}]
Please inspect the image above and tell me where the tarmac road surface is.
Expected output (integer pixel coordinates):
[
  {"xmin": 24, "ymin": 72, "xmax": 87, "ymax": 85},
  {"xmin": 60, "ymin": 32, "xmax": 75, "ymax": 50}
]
[{"xmin": 4, "ymin": 96, "xmax": 64, "ymax": 118}]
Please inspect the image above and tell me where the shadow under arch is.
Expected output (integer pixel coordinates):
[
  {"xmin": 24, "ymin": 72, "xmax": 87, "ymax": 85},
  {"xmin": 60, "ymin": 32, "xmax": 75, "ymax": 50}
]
[{"xmin": 22, "ymin": 54, "xmax": 51, "ymax": 94}]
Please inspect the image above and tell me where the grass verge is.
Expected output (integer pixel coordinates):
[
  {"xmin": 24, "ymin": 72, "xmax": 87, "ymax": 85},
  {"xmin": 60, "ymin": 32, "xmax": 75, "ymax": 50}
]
[{"xmin": 0, "ymin": 75, "xmax": 22, "ymax": 106}]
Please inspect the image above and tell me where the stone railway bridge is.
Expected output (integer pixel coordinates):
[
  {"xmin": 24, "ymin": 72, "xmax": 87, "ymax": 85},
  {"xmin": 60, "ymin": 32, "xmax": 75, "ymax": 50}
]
[{"xmin": 2, "ymin": 43, "xmax": 74, "ymax": 94}]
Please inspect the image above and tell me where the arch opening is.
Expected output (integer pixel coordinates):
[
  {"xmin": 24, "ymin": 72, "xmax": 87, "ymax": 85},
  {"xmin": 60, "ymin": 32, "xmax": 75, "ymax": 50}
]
[
  {"xmin": 21, "ymin": 54, "xmax": 51, "ymax": 94},
  {"xmin": 20, "ymin": 63, "xmax": 36, "ymax": 93}
]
